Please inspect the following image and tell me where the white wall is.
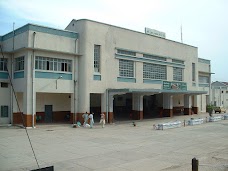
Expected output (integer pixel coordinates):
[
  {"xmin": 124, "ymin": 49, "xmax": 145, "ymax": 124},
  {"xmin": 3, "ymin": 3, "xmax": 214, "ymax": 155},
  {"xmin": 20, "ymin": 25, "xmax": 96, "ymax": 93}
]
[
  {"xmin": 28, "ymin": 31, "xmax": 77, "ymax": 53},
  {"xmin": 36, "ymin": 93, "xmax": 71, "ymax": 112},
  {"xmin": 65, "ymin": 19, "xmax": 209, "ymax": 114},
  {"xmin": 69, "ymin": 20, "xmax": 199, "ymax": 94}
]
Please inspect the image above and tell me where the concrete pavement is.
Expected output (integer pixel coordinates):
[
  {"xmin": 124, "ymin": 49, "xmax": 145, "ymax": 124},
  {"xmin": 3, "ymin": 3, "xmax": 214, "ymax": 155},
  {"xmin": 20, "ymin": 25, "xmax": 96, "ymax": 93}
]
[{"xmin": 0, "ymin": 113, "xmax": 228, "ymax": 171}]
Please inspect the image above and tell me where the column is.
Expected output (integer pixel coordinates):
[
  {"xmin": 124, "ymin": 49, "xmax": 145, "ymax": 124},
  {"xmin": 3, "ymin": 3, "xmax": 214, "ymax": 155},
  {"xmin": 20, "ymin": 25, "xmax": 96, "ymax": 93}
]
[
  {"xmin": 108, "ymin": 94, "xmax": 114, "ymax": 123},
  {"xmin": 22, "ymin": 53, "xmax": 35, "ymax": 127},
  {"xmin": 132, "ymin": 93, "xmax": 143, "ymax": 120},
  {"xmin": 163, "ymin": 94, "xmax": 173, "ymax": 117},
  {"xmin": 70, "ymin": 93, "xmax": 76, "ymax": 124},
  {"xmin": 23, "ymin": 88, "xmax": 33, "ymax": 127},
  {"xmin": 192, "ymin": 95, "xmax": 199, "ymax": 114},
  {"xmin": 101, "ymin": 92, "xmax": 107, "ymax": 122},
  {"xmin": 184, "ymin": 95, "xmax": 192, "ymax": 115}
]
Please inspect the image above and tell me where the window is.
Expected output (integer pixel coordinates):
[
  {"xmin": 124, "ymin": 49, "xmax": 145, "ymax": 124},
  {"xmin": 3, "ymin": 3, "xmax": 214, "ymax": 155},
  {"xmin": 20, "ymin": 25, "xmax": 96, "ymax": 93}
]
[
  {"xmin": 0, "ymin": 58, "xmax": 7, "ymax": 71},
  {"xmin": 192, "ymin": 63, "xmax": 195, "ymax": 81},
  {"xmin": 143, "ymin": 54, "xmax": 166, "ymax": 61},
  {"xmin": 199, "ymin": 76, "xmax": 209, "ymax": 83},
  {"xmin": 15, "ymin": 56, "xmax": 24, "ymax": 71},
  {"xmin": 117, "ymin": 49, "xmax": 136, "ymax": 56},
  {"xmin": 1, "ymin": 82, "xmax": 8, "ymax": 88},
  {"xmin": 94, "ymin": 45, "xmax": 100, "ymax": 72},
  {"xmin": 119, "ymin": 59, "xmax": 134, "ymax": 77},
  {"xmin": 173, "ymin": 67, "xmax": 183, "ymax": 81},
  {"xmin": 172, "ymin": 59, "xmax": 184, "ymax": 64},
  {"xmin": 35, "ymin": 56, "xmax": 72, "ymax": 72},
  {"xmin": 1, "ymin": 106, "xmax": 8, "ymax": 117},
  {"xmin": 143, "ymin": 63, "xmax": 167, "ymax": 80}
]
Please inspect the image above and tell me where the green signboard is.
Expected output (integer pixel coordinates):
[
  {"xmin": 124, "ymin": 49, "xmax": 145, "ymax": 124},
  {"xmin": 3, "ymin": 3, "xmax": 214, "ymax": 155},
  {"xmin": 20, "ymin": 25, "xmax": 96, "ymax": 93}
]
[{"xmin": 163, "ymin": 81, "xmax": 187, "ymax": 90}]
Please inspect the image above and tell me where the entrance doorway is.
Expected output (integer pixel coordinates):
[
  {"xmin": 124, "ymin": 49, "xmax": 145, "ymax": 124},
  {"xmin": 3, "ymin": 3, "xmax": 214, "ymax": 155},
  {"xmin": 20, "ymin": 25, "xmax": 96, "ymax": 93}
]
[
  {"xmin": 143, "ymin": 95, "xmax": 160, "ymax": 119},
  {"xmin": 45, "ymin": 105, "xmax": 53, "ymax": 123},
  {"xmin": 90, "ymin": 93, "xmax": 101, "ymax": 122}
]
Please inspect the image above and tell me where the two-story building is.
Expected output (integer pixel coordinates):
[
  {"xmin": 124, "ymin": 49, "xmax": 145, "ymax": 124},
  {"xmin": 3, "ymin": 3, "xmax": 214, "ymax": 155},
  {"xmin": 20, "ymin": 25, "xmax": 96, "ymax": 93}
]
[{"xmin": 0, "ymin": 19, "xmax": 211, "ymax": 127}]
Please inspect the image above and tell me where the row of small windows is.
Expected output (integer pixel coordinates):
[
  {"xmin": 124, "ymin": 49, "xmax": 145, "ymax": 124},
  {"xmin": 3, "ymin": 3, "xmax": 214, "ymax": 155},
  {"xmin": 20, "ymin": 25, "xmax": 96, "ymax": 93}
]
[
  {"xmin": 143, "ymin": 54, "xmax": 166, "ymax": 61},
  {"xmin": 35, "ymin": 56, "xmax": 72, "ymax": 72},
  {"xmin": 119, "ymin": 59, "xmax": 183, "ymax": 81},
  {"xmin": 117, "ymin": 49, "xmax": 136, "ymax": 56},
  {"xmin": 116, "ymin": 49, "xmax": 185, "ymax": 64},
  {"xmin": 172, "ymin": 59, "xmax": 184, "ymax": 64},
  {"xmin": 2, "ymin": 57, "xmax": 72, "ymax": 72}
]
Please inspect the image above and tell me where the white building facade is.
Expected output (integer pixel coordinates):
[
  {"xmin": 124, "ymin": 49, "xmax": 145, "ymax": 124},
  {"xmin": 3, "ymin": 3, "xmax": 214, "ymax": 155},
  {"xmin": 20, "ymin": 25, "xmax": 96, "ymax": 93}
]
[
  {"xmin": 0, "ymin": 19, "xmax": 211, "ymax": 127},
  {"xmin": 211, "ymin": 81, "xmax": 228, "ymax": 108}
]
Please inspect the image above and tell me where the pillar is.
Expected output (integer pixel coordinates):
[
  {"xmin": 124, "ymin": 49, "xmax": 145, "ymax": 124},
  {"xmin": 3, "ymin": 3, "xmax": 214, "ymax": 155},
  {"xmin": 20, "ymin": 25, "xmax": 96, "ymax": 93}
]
[
  {"xmin": 192, "ymin": 95, "xmax": 199, "ymax": 114},
  {"xmin": 22, "ymin": 53, "xmax": 35, "ymax": 127},
  {"xmin": 163, "ymin": 94, "xmax": 173, "ymax": 117},
  {"xmin": 108, "ymin": 94, "xmax": 114, "ymax": 123},
  {"xmin": 184, "ymin": 95, "xmax": 192, "ymax": 115},
  {"xmin": 101, "ymin": 92, "xmax": 107, "ymax": 122},
  {"xmin": 70, "ymin": 93, "xmax": 76, "ymax": 124},
  {"xmin": 132, "ymin": 94, "xmax": 143, "ymax": 120}
]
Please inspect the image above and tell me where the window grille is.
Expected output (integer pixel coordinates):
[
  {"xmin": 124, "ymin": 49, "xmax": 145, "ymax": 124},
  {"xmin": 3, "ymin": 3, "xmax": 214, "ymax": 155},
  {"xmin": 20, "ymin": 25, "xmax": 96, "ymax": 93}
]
[
  {"xmin": 192, "ymin": 63, "xmax": 195, "ymax": 81},
  {"xmin": 119, "ymin": 59, "xmax": 134, "ymax": 77},
  {"xmin": 199, "ymin": 76, "xmax": 209, "ymax": 83},
  {"xmin": 173, "ymin": 67, "xmax": 183, "ymax": 81},
  {"xmin": 117, "ymin": 49, "xmax": 136, "ymax": 56},
  {"xmin": 143, "ymin": 54, "xmax": 166, "ymax": 61},
  {"xmin": 94, "ymin": 45, "xmax": 100, "ymax": 72},
  {"xmin": 143, "ymin": 63, "xmax": 167, "ymax": 80},
  {"xmin": 172, "ymin": 59, "xmax": 184, "ymax": 64}
]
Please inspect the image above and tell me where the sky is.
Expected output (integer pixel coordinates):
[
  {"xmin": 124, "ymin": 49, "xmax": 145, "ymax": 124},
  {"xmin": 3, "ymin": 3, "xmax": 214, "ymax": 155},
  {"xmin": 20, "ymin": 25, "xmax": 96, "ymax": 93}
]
[{"xmin": 0, "ymin": 0, "xmax": 227, "ymax": 82}]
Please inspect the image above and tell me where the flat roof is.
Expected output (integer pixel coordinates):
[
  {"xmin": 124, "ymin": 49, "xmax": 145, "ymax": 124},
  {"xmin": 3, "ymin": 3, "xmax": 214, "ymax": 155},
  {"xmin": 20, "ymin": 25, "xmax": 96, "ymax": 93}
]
[
  {"xmin": 1, "ymin": 23, "xmax": 78, "ymax": 41},
  {"xmin": 71, "ymin": 19, "xmax": 197, "ymax": 49}
]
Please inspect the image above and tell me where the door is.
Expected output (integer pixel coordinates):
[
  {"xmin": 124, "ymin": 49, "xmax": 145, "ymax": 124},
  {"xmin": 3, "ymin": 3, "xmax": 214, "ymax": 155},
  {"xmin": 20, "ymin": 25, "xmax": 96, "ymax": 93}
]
[
  {"xmin": 45, "ymin": 105, "xmax": 53, "ymax": 123},
  {"xmin": 0, "ymin": 106, "xmax": 10, "ymax": 124}
]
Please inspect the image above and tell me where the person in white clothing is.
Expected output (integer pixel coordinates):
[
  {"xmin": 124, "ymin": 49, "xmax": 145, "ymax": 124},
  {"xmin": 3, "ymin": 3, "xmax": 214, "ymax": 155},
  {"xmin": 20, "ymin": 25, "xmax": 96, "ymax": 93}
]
[
  {"xmin": 82, "ymin": 112, "xmax": 89, "ymax": 127},
  {"xmin": 89, "ymin": 113, "xmax": 94, "ymax": 128},
  {"xmin": 100, "ymin": 113, "xmax": 105, "ymax": 128}
]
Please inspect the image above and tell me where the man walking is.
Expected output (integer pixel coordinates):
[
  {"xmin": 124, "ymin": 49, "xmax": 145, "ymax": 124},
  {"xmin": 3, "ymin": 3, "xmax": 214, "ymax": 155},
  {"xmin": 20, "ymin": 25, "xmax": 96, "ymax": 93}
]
[
  {"xmin": 82, "ymin": 112, "xmax": 89, "ymax": 127},
  {"xmin": 100, "ymin": 113, "xmax": 105, "ymax": 128}
]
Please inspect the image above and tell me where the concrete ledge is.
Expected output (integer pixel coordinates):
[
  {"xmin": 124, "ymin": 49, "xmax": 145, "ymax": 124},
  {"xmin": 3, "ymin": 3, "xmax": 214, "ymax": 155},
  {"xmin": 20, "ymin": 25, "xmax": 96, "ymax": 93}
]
[
  {"xmin": 224, "ymin": 114, "xmax": 228, "ymax": 120},
  {"xmin": 158, "ymin": 120, "xmax": 181, "ymax": 130},
  {"xmin": 188, "ymin": 118, "xmax": 204, "ymax": 126},
  {"xmin": 209, "ymin": 115, "xmax": 223, "ymax": 122}
]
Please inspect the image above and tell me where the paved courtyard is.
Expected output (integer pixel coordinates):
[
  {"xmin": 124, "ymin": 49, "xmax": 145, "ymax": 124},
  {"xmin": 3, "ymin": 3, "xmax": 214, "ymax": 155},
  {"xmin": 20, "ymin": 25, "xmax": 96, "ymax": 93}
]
[{"xmin": 0, "ymin": 113, "xmax": 228, "ymax": 171}]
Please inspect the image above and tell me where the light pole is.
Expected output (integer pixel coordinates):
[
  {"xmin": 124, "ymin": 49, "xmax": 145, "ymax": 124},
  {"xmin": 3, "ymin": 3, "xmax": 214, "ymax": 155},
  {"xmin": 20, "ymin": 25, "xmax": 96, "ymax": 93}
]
[{"xmin": 56, "ymin": 76, "xmax": 62, "ymax": 89}]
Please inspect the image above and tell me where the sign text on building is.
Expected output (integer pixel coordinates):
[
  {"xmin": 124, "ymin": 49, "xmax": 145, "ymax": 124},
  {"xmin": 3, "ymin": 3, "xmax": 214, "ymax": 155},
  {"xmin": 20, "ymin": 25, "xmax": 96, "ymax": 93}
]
[
  {"xmin": 145, "ymin": 27, "xmax": 166, "ymax": 38},
  {"xmin": 163, "ymin": 81, "xmax": 187, "ymax": 90}
]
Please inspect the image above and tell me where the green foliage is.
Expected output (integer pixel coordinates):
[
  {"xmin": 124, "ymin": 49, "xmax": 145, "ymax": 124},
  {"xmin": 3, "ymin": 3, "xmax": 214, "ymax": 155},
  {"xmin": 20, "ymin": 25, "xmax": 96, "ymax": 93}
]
[{"xmin": 206, "ymin": 104, "xmax": 214, "ymax": 112}]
